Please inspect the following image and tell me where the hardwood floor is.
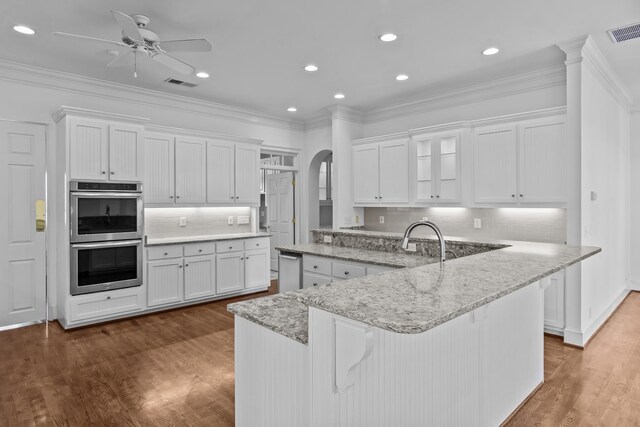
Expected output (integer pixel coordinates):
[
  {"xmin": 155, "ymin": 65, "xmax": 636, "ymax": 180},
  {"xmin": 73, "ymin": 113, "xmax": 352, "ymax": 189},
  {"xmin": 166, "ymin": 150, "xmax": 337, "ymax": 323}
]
[{"xmin": 1, "ymin": 287, "xmax": 639, "ymax": 426}]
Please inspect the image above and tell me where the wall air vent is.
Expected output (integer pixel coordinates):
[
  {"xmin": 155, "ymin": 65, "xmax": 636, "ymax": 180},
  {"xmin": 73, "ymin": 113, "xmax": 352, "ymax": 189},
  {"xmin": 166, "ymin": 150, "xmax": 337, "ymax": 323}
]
[
  {"xmin": 608, "ymin": 23, "xmax": 640, "ymax": 43},
  {"xmin": 164, "ymin": 78, "xmax": 197, "ymax": 88}
]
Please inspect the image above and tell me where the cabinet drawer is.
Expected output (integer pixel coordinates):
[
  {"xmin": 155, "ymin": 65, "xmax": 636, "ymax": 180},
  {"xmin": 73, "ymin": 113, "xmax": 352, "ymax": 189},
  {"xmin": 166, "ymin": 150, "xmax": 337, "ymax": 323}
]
[
  {"xmin": 332, "ymin": 262, "xmax": 366, "ymax": 280},
  {"xmin": 184, "ymin": 242, "xmax": 216, "ymax": 257},
  {"xmin": 303, "ymin": 272, "xmax": 332, "ymax": 289},
  {"xmin": 147, "ymin": 245, "xmax": 183, "ymax": 260},
  {"xmin": 217, "ymin": 240, "xmax": 244, "ymax": 253},
  {"xmin": 69, "ymin": 288, "xmax": 143, "ymax": 323},
  {"xmin": 303, "ymin": 255, "xmax": 332, "ymax": 276},
  {"xmin": 245, "ymin": 237, "xmax": 270, "ymax": 251}
]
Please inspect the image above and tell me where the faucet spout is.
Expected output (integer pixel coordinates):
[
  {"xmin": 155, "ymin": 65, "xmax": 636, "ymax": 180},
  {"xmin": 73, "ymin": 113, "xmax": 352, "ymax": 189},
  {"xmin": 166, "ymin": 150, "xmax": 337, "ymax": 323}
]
[{"xmin": 401, "ymin": 220, "xmax": 446, "ymax": 263}]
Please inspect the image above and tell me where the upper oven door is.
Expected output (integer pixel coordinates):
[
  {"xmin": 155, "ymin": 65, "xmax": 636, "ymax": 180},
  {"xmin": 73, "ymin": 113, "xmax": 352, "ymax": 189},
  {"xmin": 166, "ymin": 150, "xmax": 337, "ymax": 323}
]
[{"xmin": 70, "ymin": 192, "xmax": 143, "ymax": 243}]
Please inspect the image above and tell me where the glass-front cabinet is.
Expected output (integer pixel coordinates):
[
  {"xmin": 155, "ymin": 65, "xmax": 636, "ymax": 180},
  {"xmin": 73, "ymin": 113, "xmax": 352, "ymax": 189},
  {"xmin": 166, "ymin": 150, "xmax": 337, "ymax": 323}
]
[{"xmin": 412, "ymin": 131, "xmax": 461, "ymax": 204}]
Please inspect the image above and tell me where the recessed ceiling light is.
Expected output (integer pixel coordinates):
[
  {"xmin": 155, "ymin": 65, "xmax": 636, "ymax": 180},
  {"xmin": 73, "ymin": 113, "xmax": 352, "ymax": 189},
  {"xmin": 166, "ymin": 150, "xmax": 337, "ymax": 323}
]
[
  {"xmin": 379, "ymin": 33, "xmax": 398, "ymax": 42},
  {"xmin": 395, "ymin": 74, "xmax": 409, "ymax": 81},
  {"xmin": 287, "ymin": 107, "xmax": 297, "ymax": 112},
  {"xmin": 334, "ymin": 93, "xmax": 345, "ymax": 99},
  {"xmin": 195, "ymin": 71, "xmax": 210, "ymax": 78},
  {"xmin": 13, "ymin": 25, "xmax": 35, "ymax": 35},
  {"xmin": 304, "ymin": 64, "xmax": 318, "ymax": 72},
  {"xmin": 482, "ymin": 47, "xmax": 500, "ymax": 56}
]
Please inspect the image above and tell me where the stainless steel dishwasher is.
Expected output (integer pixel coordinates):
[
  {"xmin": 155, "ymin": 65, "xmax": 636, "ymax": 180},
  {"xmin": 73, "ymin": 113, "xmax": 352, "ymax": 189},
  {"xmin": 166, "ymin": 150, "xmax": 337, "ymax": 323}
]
[{"xmin": 278, "ymin": 252, "xmax": 302, "ymax": 293}]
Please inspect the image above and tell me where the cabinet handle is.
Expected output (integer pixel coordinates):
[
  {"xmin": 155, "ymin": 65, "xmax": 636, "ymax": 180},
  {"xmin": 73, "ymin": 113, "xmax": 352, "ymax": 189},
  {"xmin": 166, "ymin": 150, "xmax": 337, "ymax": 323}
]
[
  {"xmin": 229, "ymin": 246, "xmax": 233, "ymax": 249},
  {"xmin": 313, "ymin": 283, "xmax": 318, "ymax": 286},
  {"xmin": 240, "ymin": 257, "xmax": 244, "ymax": 260},
  {"xmin": 185, "ymin": 264, "xmax": 189, "ymax": 267},
  {"xmin": 246, "ymin": 257, "xmax": 250, "ymax": 260},
  {"xmin": 436, "ymin": 195, "xmax": 440, "ymax": 198},
  {"xmin": 169, "ymin": 196, "xmax": 174, "ymax": 199},
  {"xmin": 198, "ymin": 249, "xmax": 202, "ymax": 253},
  {"xmin": 236, "ymin": 196, "xmax": 239, "ymax": 199},
  {"xmin": 101, "ymin": 171, "xmax": 106, "ymax": 175},
  {"xmin": 178, "ymin": 265, "xmax": 182, "ymax": 269},
  {"xmin": 164, "ymin": 252, "xmax": 168, "ymax": 256},
  {"xmin": 313, "ymin": 265, "xmax": 318, "ymax": 269},
  {"xmin": 430, "ymin": 195, "xmax": 434, "ymax": 199},
  {"xmin": 379, "ymin": 196, "xmax": 382, "ymax": 199},
  {"xmin": 511, "ymin": 194, "xmax": 516, "ymax": 198},
  {"xmin": 176, "ymin": 196, "xmax": 181, "ymax": 199},
  {"xmin": 230, "ymin": 196, "xmax": 234, "ymax": 199},
  {"xmin": 106, "ymin": 296, "xmax": 111, "ymax": 300},
  {"xmin": 110, "ymin": 171, "xmax": 115, "ymax": 175},
  {"xmin": 344, "ymin": 271, "xmax": 350, "ymax": 275},
  {"xmin": 520, "ymin": 194, "xmax": 524, "ymax": 198},
  {"xmin": 375, "ymin": 196, "xmax": 378, "ymax": 199}
]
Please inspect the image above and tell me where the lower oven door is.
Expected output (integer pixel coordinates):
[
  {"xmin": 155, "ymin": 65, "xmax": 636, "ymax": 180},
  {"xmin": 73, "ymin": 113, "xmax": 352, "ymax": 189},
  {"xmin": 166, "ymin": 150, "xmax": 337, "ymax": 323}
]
[{"xmin": 71, "ymin": 240, "xmax": 143, "ymax": 296}]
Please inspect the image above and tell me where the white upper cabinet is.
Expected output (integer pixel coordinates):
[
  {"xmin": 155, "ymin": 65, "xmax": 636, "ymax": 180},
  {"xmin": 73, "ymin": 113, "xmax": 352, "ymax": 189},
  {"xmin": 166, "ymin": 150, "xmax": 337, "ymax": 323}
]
[
  {"xmin": 144, "ymin": 134, "xmax": 175, "ymax": 204},
  {"xmin": 68, "ymin": 119, "xmax": 143, "ymax": 182},
  {"xmin": 353, "ymin": 143, "xmax": 380, "ymax": 204},
  {"xmin": 352, "ymin": 136, "xmax": 409, "ymax": 206},
  {"xmin": 473, "ymin": 125, "xmax": 518, "ymax": 203},
  {"xmin": 108, "ymin": 124, "xmax": 143, "ymax": 181},
  {"xmin": 473, "ymin": 118, "xmax": 566, "ymax": 205},
  {"xmin": 174, "ymin": 137, "xmax": 207, "ymax": 204},
  {"xmin": 206, "ymin": 140, "xmax": 235, "ymax": 203},
  {"xmin": 518, "ymin": 119, "xmax": 566, "ymax": 203},
  {"xmin": 235, "ymin": 143, "xmax": 260, "ymax": 205},
  {"xmin": 412, "ymin": 131, "xmax": 461, "ymax": 204},
  {"xmin": 69, "ymin": 119, "xmax": 109, "ymax": 181}
]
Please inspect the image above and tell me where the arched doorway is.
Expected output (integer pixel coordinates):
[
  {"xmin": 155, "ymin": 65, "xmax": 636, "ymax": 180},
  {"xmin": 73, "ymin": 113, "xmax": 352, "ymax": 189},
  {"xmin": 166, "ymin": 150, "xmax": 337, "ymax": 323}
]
[{"xmin": 307, "ymin": 149, "xmax": 333, "ymax": 239}]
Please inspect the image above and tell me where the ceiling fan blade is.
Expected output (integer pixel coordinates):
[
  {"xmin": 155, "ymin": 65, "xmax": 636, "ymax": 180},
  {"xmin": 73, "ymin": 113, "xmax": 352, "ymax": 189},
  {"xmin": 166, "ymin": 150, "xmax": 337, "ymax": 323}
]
[
  {"xmin": 107, "ymin": 51, "xmax": 135, "ymax": 67},
  {"xmin": 53, "ymin": 32, "xmax": 128, "ymax": 47},
  {"xmin": 152, "ymin": 52, "xmax": 195, "ymax": 75},
  {"xmin": 158, "ymin": 39, "xmax": 212, "ymax": 52},
  {"xmin": 111, "ymin": 10, "xmax": 143, "ymax": 42}
]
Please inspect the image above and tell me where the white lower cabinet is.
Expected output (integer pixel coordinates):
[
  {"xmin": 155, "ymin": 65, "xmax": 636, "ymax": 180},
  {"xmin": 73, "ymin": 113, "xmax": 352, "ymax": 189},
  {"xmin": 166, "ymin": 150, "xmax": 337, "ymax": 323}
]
[
  {"xmin": 68, "ymin": 287, "xmax": 143, "ymax": 324},
  {"xmin": 184, "ymin": 255, "xmax": 216, "ymax": 301},
  {"xmin": 543, "ymin": 270, "xmax": 565, "ymax": 334},
  {"xmin": 216, "ymin": 252, "xmax": 245, "ymax": 294},
  {"xmin": 244, "ymin": 249, "xmax": 270, "ymax": 290},
  {"xmin": 147, "ymin": 258, "xmax": 184, "ymax": 307}
]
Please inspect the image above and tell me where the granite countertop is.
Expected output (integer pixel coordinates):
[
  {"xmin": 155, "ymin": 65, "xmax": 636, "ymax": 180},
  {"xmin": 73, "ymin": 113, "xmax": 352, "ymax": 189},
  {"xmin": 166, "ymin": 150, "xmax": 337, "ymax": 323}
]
[
  {"xmin": 276, "ymin": 243, "xmax": 438, "ymax": 268},
  {"xmin": 145, "ymin": 232, "xmax": 271, "ymax": 246},
  {"xmin": 228, "ymin": 240, "xmax": 600, "ymax": 344}
]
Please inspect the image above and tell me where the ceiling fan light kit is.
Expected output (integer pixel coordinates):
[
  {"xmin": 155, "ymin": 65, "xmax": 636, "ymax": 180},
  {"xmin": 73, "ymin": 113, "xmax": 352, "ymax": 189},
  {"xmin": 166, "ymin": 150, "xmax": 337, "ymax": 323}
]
[{"xmin": 53, "ymin": 10, "xmax": 212, "ymax": 78}]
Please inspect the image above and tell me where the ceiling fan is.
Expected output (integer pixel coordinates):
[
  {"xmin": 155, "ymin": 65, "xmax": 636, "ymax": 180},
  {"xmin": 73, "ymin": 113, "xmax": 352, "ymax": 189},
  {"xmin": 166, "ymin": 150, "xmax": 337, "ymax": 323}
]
[{"xmin": 54, "ymin": 11, "xmax": 212, "ymax": 78}]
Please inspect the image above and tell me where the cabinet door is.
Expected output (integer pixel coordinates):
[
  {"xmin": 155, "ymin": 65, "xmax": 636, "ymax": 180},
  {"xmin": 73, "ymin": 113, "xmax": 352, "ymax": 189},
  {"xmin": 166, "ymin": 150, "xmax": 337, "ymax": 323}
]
[
  {"xmin": 216, "ymin": 252, "xmax": 244, "ymax": 294},
  {"xmin": 235, "ymin": 143, "xmax": 260, "ymax": 205},
  {"xmin": 543, "ymin": 271, "xmax": 565, "ymax": 331},
  {"xmin": 473, "ymin": 125, "xmax": 517, "ymax": 203},
  {"xmin": 414, "ymin": 136, "xmax": 435, "ymax": 203},
  {"xmin": 184, "ymin": 255, "xmax": 216, "ymax": 300},
  {"xmin": 244, "ymin": 249, "xmax": 270, "ymax": 290},
  {"xmin": 352, "ymin": 143, "xmax": 380, "ymax": 204},
  {"xmin": 69, "ymin": 119, "xmax": 108, "ymax": 180},
  {"xmin": 147, "ymin": 259, "xmax": 183, "ymax": 307},
  {"xmin": 379, "ymin": 139, "xmax": 409, "ymax": 204},
  {"xmin": 206, "ymin": 140, "xmax": 235, "ymax": 204},
  {"xmin": 175, "ymin": 137, "xmax": 207, "ymax": 204},
  {"xmin": 518, "ymin": 120, "xmax": 566, "ymax": 203},
  {"xmin": 144, "ymin": 134, "xmax": 175, "ymax": 204},
  {"xmin": 108, "ymin": 124, "xmax": 143, "ymax": 181},
  {"xmin": 436, "ymin": 134, "xmax": 460, "ymax": 203}
]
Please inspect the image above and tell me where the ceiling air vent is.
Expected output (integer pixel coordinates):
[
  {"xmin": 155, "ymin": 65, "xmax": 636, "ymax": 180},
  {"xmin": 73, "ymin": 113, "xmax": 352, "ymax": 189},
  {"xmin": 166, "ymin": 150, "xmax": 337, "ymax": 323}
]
[
  {"xmin": 164, "ymin": 78, "xmax": 197, "ymax": 88},
  {"xmin": 608, "ymin": 23, "xmax": 640, "ymax": 43}
]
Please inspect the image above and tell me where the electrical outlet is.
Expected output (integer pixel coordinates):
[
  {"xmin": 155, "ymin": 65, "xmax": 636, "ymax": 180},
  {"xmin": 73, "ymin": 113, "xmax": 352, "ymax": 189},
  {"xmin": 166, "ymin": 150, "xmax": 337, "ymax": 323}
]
[
  {"xmin": 406, "ymin": 243, "xmax": 417, "ymax": 252},
  {"xmin": 179, "ymin": 217, "xmax": 187, "ymax": 227},
  {"xmin": 421, "ymin": 217, "xmax": 428, "ymax": 222},
  {"xmin": 237, "ymin": 215, "xmax": 250, "ymax": 224},
  {"xmin": 379, "ymin": 216, "xmax": 385, "ymax": 224},
  {"xmin": 355, "ymin": 215, "xmax": 360, "ymax": 224},
  {"xmin": 228, "ymin": 216, "xmax": 234, "ymax": 225},
  {"xmin": 474, "ymin": 218, "xmax": 481, "ymax": 229},
  {"xmin": 324, "ymin": 235, "xmax": 332, "ymax": 243}
]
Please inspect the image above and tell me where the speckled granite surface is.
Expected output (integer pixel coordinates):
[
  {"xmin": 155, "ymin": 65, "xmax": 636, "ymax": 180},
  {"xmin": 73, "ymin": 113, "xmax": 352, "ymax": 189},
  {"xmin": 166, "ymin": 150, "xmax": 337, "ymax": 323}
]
[
  {"xmin": 276, "ymin": 243, "xmax": 438, "ymax": 268},
  {"xmin": 227, "ymin": 293, "xmax": 308, "ymax": 344},
  {"xmin": 145, "ymin": 232, "xmax": 271, "ymax": 246},
  {"xmin": 228, "ymin": 232, "xmax": 600, "ymax": 344}
]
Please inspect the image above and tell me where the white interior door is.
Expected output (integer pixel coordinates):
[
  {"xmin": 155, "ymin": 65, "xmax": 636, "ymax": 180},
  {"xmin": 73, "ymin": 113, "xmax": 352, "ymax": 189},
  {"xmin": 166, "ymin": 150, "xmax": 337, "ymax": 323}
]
[
  {"xmin": 0, "ymin": 121, "xmax": 46, "ymax": 328},
  {"xmin": 266, "ymin": 172, "xmax": 294, "ymax": 271}
]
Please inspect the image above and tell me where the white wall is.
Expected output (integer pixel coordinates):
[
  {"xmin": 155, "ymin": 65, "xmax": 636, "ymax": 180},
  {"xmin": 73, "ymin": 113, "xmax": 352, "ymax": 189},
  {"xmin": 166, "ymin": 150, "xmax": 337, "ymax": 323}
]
[
  {"xmin": 577, "ymin": 47, "xmax": 631, "ymax": 342},
  {"xmin": 630, "ymin": 111, "xmax": 640, "ymax": 290}
]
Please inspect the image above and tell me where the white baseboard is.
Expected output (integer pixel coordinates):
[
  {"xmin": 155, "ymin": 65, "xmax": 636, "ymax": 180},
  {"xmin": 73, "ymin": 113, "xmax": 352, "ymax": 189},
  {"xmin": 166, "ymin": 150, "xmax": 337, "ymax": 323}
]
[
  {"xmin": 564, "ymin": 287, "xmax": 630, "ymax": 347},
  {"xmin": 543, "ymin": 326, "xmax": 564, "ymax": 337},
  {"xmin": 629, "ymin": 280, "xmax": 640, "ymax": 292}
]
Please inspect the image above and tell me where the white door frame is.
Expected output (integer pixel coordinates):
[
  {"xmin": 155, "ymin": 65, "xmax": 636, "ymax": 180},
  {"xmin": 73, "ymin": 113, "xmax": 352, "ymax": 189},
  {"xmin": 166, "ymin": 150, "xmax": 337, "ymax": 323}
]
[{"xmin": 0, "ymin": 118, "xmax": 49, "ymax": 331}]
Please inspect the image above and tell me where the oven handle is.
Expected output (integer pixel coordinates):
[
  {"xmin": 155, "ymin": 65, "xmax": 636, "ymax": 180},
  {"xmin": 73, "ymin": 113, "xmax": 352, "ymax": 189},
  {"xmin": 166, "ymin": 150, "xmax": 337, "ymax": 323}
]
[
  {"xmin": 71, "ymin": 240, "xmax": 142, "ymax": 249},
  {"xmin": 70, "ymin": 192, "xmax": 142, "ymax": 198}
]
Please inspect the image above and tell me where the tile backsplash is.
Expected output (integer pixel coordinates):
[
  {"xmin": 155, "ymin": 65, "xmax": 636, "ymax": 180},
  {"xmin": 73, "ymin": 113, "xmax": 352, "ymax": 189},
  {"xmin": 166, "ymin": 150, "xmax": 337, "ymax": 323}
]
[
  {"xmin": 364, "ymin": 207, "xmax": 566, "ymax": 243},
  {"xmin": 145, "ymin": 207, "xmax": 252, "ymax": 239}
]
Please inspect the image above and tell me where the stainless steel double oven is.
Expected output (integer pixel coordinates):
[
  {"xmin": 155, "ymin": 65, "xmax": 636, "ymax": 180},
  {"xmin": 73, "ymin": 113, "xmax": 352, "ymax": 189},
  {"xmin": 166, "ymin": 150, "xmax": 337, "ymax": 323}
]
[{"xmin": 69, "ymin": 181, "xmax": 143, "ymax": 295}]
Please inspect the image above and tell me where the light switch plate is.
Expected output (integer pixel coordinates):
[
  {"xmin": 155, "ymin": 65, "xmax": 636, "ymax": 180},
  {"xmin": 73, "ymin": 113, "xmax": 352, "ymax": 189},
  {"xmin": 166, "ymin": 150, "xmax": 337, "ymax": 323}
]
[
  {"xmin": 473, "ymin": 218, "xmax": 481, "ymax": 229},
  {"xmin": 237, "ymin": 215, "xmax": 250, "ymax": 224},
  {"xmin": 179, "ymin": 217, "xmax": 187, "ymax": 227},
  {"xmin": 228, "ymin": 216, "xmax": 234, "ymax": 225},
  {"xmin": 379, "ymin": 216, "xmax": 385, "ymax": 224}
]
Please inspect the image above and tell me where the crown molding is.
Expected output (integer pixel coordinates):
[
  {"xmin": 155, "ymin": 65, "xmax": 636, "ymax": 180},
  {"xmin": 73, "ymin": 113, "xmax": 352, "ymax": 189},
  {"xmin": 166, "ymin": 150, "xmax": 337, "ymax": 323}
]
[
  {"xmin": 0, "ymin": 59, "xmax": 305, "ymax": 131},
  {"xmin": 145, "ymin": 124, "xmax": 263, "ymax": 145},
  {"xmin": 303, "ymin": 111, "xmax": 332, "ymax": 130},
  {"xmin": 557, "ymin": 35, "xmax": 634, "ymax": 111},
  {"xmin": 363, "ymin": 65, "xmax": 566, "ymax": 125},
  {"xmin": 328, "ymin": 105, "xmax": 364, "ymax": 123},
  {"xmin": 53, "ymin": 106, "xmax": 149, "ymax": 124},
  {"xmin": 352, "ymin": 131, "xmax": 409, "ymax": 145}
]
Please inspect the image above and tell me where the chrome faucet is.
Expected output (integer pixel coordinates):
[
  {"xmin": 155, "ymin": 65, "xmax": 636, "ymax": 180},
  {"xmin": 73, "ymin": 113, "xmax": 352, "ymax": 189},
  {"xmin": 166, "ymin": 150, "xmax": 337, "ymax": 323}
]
[{"xmin": 401, "ymin": 220, "xmax": 446, "ymax": 263}]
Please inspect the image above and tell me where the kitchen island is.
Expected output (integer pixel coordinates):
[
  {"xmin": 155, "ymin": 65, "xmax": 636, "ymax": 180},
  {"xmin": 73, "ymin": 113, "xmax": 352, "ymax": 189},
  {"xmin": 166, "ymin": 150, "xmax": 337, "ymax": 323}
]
[{"xmin": 228, "ymin": 231, "xmax": 600, "ymax": 427}]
